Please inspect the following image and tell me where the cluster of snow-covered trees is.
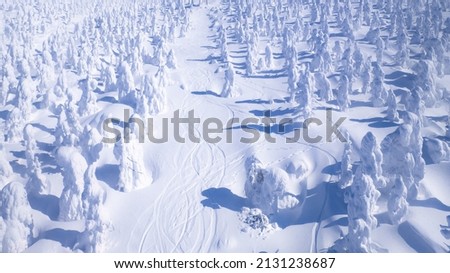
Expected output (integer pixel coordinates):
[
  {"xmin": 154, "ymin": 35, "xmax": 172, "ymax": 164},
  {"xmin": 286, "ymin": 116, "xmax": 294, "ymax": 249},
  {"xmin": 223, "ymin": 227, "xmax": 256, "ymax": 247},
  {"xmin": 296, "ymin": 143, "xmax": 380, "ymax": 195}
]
[{"xmin": 0, "ymin": 0, "xmax": 193, "ymax": 252}]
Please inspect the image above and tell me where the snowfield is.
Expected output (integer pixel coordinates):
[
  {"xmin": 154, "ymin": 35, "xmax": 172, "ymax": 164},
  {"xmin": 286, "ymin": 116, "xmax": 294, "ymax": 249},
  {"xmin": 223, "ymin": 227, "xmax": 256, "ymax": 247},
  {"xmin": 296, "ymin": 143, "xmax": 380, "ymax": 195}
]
[{"xmin": 1, "ymin": 0, "xmax": 450, "ymax": 253}]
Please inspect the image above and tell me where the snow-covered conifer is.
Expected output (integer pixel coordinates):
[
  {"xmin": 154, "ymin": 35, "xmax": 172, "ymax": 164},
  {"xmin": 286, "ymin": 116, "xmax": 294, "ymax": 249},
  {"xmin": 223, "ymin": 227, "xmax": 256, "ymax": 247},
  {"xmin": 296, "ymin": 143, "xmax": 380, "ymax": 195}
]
[
  {"xmin": 345, "ymin": 166, "xmax": 380, "ymax": 252},
  {"xmin": 1, "ymin": 182, "xmax": 34, "ymax": 253},
  {"xmin": 360, "ymin": 132, "xmax": 386, "ymax": 189},
  {"xmin": 57, "ymin": 147, "xmax": 88, "ymax": 221},
  {"xmin": 386, "ymin": 89, "xmax": 399, "ymax": 122}
]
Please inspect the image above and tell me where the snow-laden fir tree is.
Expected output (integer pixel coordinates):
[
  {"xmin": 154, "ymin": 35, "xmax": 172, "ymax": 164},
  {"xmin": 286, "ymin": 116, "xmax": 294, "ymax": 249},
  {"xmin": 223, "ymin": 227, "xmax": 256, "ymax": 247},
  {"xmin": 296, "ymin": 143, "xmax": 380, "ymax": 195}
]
[
  {"xmin": 78, "ymin": 75, "xmax": 98, "ymax": 117},
  {"xmin": 142, "ymin": 74, "xmax": 166, "ymax": 115},
  {"xmin": 0, "ymin": 142, "xmax": 13, "ymax": 189},
  {"xmin": 337, "ymin": 74, "xmax": 351, "ymax": 111},
  {"xmin": 314, "ymin": 71, "xmax": 333, "ymax": 102},
  {"xmin": 57, "ymin": 146, "xmax": 88, "ymax": 221},
  {"xmin": 287, "ymin": 62, "xmax": 299, "ymax": 103},
  {"xmin": 221, "ymin": 63, "xmax": 236, "ymax": 98},
  {"xmin": 5, "ymin": 108, "xmax": 24, "ymax": 143},
  {"xmin": 1, "ymin": 182, "xmax": 34, "ymax": 253},
  {"xmin": 360, "ymin": 132, "xmax": 386, "ymax": 189},
  {"xmin": 23, "ymin": 125, "xmax": 46, "ymax": 195},
  {"xmin": 344, "ymin": 166, "xmax": 380, "ymax": 252},
  {"xmin": 387, "ymin": 176, "xmax": 409, "ymax": 225},
  {"xmin": 244, "ymin": 156, "xmax": 289, "ymax": 216},
  {"xmin": 370, "ymin": 62, "xmax": 387, "ymax": 107},
  {"xmin": 113, "ymin": 132, "xmax": 153, "ymax": 192},
  {"xmin": 405, "ymin": 87, "xmax": 425, "ymax": 125},
  {"xmin": 166, "ymin": 49, "xmax": 177, "ymax": 69},
  {"xmin": 381, "ymin": 112, "xmax": 425, "ymax": 199},
  {"xmin": 79, "ymin": 125, "xmax": 104, "ymax": 165},
  {"xmin": 77, "ymin": 165, "xmax": 108, "ymax": 253},
  {"xmin": 117, "ymin": 61, "xmax": 135, "ymax": 103},
  {"xmin": 265, "ymin": 43, "xmax": 273, "ymax": 69},
  {"xmin": 339, "ymin": 135, "xmax": 353, "ymax": 189},
  {"xmin": 103, "ymin": 65, "xmax": 117, "ymax": 93},
  {"xmin": 386, "ymin": 89, "xmax": 399, "ymax": 122},
  {"xmin": 412, "ymin": 59, "xmax": 438, "ymax": 107},
  {"xmin": 16, "ymin": 59, "xmax": 34, "ymax": 123}
]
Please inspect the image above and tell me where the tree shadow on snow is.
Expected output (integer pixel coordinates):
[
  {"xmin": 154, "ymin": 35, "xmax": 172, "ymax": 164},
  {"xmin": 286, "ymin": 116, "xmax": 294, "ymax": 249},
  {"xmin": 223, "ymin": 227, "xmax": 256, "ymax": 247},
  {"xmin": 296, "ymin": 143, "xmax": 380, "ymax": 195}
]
[
  {"xmin": 235, "ymin": 98, "xmax": 286, "ymax": 105},
  {"xmin": 295, "ymin": 182, "xmax": 347, "ymax": 226},
  {"xmin": 398, "ymin": 221, "xmax": 436, "ymax": 253},
  {"xmin": 201, "ymin": 187, "xmax": 248, "ymax": 211},
  {"xmin": 350, "ymin": 116, "xmax": 399, "ymax": 128},
  {"xmin": 96, "ymin": 164, "xmax": 120, "ymax": 190},
  {"xmin": 410, "ymin": 198, "xmax": 450, "ymax": 212},
  {"xmin": 191, "ymin": 90, "xmax": 221, "ymax": 97},
  {"xmin": 28, "ymin": 194, "xmax": 60, "ymax": 221},
  {"xmin": 40, "ymin": 228, "xmax": 81, "ymax": 249}
]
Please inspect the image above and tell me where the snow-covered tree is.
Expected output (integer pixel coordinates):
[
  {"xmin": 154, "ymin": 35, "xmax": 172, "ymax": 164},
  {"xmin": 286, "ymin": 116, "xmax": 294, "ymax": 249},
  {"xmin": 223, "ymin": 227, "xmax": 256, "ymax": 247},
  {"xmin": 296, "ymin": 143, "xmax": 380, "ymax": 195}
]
[
  {"xmin": 117, "ymin": 61, "xmax": 135, "ymax": 102},
  {"xmin": 387, "ymin": 176, "xmax": 409, "ymax": 225},
  {"xmin": 315, "ymin": 72, "xmax": 333, "ymax": 102},
  {"xmin": 0, "ymin": 143, "xmax": 13, "ymax": 189},
  {"xmin": 360, "ymin": 132, "xmax": 386, "ymax": 189},
  {"xmin": 113, "ymin": 133, "xmax": 153, "ymax": 192},
  {"xmin": 344, "ymin": 166, "xmax": 380, "ymax": 252},
  {"xmin": 166, "ymin": 49, "xmax": 177, "ymax": 69},
  {"xmin": 5, "ymin": 108, "xmax": 24, "ymax": 143},
  {"xmin": 77, "ymin": 165, "xmax": 108, "ymax": 253},
  {"xmin": 381, "ymin": 112, "xmax": 425, "ymax": 199},
  {"xmin": 78, "ymin": 75, "xmax": 98, "ymax": 117},
  {"xmin": 142, "ymin": 75, "xmax": 166, "ymax": 115},
  {"xmin": 244, "ymin": 156, "xmax": 289, "ymax": 216},
  {"xmin": 370, "ymin": 62, "xmax": 387, "ymax": 107},
  {"xmin": 221, "ymin": 63, "xmax": 236, "ymax": 98},
  {"xmin": 103, "ymin": 65, "xmax": 117, "ymax": 93},
  {"xmin": 386, "ymin": 89, "xmax": 399, "ymax": 122},
  {"xmin": 337, "ymin": 74, "xmax": 351, "ymax": 111},
  {"xmin": 339, "ymin": 136, "xmax": 353, "ymax": 189},
  {"xmin": 265, "ymin": 43, "xmax": 273, "ymax": 69},
  {"xmin": 79, "ymin": 125, "xmax": 104, "ymax": 165},
  {"xmin": 57, "ymin": 147, "xmax": 88, "ymax": 221},
  {"xmin": 1, "ymin": 182, "xmax": 34, "ymax": 253}
]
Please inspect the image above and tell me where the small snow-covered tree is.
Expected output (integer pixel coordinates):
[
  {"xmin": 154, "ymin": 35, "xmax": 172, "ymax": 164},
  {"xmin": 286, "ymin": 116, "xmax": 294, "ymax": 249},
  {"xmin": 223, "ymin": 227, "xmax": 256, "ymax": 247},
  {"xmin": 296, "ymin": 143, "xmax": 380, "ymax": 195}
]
[
  {"xmin": 77, "ymin": 165, "xmax": 108, "ymax": 253},
  {"xmin": 1, "ymin": 182, "xmax": 34, "ymax": 253},
  {"xmin": 244, "ymin": 157, "xmax": 289, "ymax": 216},
  {"xmin": 142, "ymin": 75, "xmax": 166, "ymax": 115},
  {"xmin": 337, "ymin": 74, "xmax": 351, "ymax": 111},
  {"xmin": 339, "ymin": 137, "xmax": 353, "ymax": 189},
  {"xmin": 79, "ymin": 125, "xmax": 104, "ymax": 165},
  {"xmin": 360, "ymin": 132, "xmax": 386, "ymax": 189},
  {"xmin": 345, "ymin": 166, "xmax": 380, "ymax": 252},
  {"xmin": 113, "ymin": 134, "xmax": 153, "ymax": 192},
  {"xmin": 117, "ymin": 61, "xmax": 135, "ymax": 102},
  {"xmin": 5, "ymin": 108, "xmax": 24, "ymax": 143},
  {"xmin": 370, "ymin": 62, "xmax": 387, "ymax": 107},
  {"xmin": 221, "ymin": 63, "xmax": 236, "ymax": 98},
  {"xmin": 387, "ymin": 177, "xmax": 408, "ymax": 225},
  {"xmin": 166, "ymin": 49, "xmax": 177, "ymax": 69},
  {"xmin": 315, "ymin": 72, "xmax": 333, "ymax": 102},
  {"xmin": 78, "ymin": 75, "xmax": 98, "ymax": 117},
  {"xmin": 386, "ymin": 89, "xmax": 399, "ymax": 122},
  {"xmin": 381, "ymin": 112, "xmax": 425, "ymax": 199},
  {"xmin": 0, "ymin": 143, "xmax": 13, "ymax": 189},
  {"xmin": 265, "ymin": 43, "xmax": 273, "ymax": 69},
  {"xmin": 103, "ymin": 65, "xmax": 117, "ymax": 93},
  {"xmin": 57, "ymin": 147, "xmax": 88, "ymax": 221}
]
